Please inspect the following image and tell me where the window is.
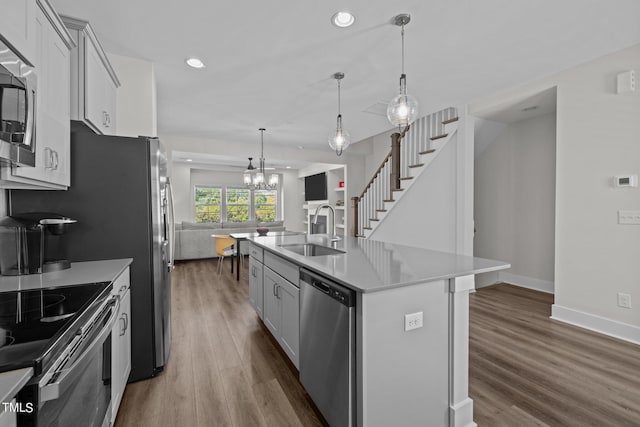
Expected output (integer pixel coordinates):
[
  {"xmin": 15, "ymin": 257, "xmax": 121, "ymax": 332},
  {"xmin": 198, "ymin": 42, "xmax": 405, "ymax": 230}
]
[
  {"xmin": 254, "ymin": 190, "xmax": 277, "ymax": 222},
  {"xmin": 195, "ymin": 186, "xmax": 222, "ymax": 223},
  {"xmin": 226, "ymin": 188, "xmax": 250, "ymax": 222}
]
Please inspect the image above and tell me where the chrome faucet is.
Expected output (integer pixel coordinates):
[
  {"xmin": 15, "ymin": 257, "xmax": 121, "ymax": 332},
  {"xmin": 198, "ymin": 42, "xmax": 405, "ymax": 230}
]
[{"xmin": 312, "ymin": 204, "xmax": 341, "ymax": 245}]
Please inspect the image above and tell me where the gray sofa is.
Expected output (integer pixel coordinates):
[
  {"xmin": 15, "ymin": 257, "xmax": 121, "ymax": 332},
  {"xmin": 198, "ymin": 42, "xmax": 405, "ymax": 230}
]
[{"xmin": 174, "ymin": 220, "xmax": 285, "ymax": 260}]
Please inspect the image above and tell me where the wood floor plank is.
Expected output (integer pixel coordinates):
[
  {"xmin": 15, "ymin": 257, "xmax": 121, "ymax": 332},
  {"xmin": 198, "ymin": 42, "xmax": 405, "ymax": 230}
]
[
  {"xmin": 220, "ymin": 365, "xmax": 267, "ymax": 427},
  {"xmin": 253, "ymin": 378, "xmax": 304, "ymax": 427},
  {"xmin": 469, "ymin": 284, "xmax": 640, "ymax": 427}
]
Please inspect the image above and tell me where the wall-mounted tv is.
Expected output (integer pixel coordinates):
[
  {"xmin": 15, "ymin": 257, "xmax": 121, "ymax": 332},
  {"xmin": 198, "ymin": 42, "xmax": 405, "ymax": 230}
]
[{"xmin": 304, "ymin": 172, "xmax": 327, "ymax": 201}]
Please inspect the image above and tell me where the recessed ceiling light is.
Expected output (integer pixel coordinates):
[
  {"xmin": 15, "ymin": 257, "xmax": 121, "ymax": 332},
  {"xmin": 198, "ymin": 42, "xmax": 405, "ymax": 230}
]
[
  {"xmin": 332, "ymin": 11, "xmax": 355, "ymax": 28},
  {"xmin": 185, "ymin": 57, "xmax": 205, "ymax": 69},
  {"xmin": 286, "ymin": 166, "xmax": 291, "ymax": 169},
  {"xmin": 185, "ymin": 158, "xmax": 193, "ymax": 162},
  {"xmin": 522, "ymin": 106, "xmax": 538, "ymax": 112}
]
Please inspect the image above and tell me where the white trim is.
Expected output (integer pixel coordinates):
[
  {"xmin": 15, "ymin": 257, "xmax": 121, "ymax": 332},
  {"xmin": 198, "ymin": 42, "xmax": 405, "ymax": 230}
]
[
  {"xmin": 498, "ymin": 271, "xmax": 554, "ymax": 294},
  {"xmin": 474, "ymin": 271, "xmax": 500, "ymax": 289},
  {"xmin": 551, "ymin": 304, "xmax": 640, "ymax": 345},
  {"xmin": 449, "ymin": 398, "xmax": 477, "ymax": 427}
]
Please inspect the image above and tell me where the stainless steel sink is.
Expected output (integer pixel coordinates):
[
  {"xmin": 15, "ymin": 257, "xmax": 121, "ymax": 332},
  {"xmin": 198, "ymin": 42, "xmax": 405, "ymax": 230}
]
[{"xmin": 279, "ymin": 243, "xmax": 346, "ymax": 256}]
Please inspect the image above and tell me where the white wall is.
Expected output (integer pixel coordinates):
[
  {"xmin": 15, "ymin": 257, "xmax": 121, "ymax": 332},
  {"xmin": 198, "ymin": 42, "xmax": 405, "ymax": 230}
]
[
  {"xmin": 474, "ymin": 113, "xmax": 556, "ymax": 292},
  {"xmin": 108, "ymin": 53, "xmax": 157, "ymax": 138},
  {"xmin": 471, "ymin": 43, "xmax": 640, "ymax": 340},
  {"xmin": 369, "ymin": 133, "xmax": 459, "ymax": 253}
]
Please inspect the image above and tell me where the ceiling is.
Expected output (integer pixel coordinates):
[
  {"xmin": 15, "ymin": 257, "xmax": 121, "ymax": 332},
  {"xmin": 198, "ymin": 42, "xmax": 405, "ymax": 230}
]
[{"xmin": 51, "ymin": 0, "xmax": 640, "ymax": 155}]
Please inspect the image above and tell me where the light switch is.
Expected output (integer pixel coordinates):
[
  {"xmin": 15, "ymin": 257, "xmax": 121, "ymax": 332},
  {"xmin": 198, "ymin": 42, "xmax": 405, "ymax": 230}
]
[{"xmin": 618, "ymin": 210, "xmax": 640, "ymax": 225}]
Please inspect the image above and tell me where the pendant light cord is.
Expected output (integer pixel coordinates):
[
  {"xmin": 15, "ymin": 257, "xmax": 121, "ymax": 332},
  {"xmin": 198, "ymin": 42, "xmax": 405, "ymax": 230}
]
[{"xmin": 401, "ymin": 24, "xmax": 405, "ymax": 76}]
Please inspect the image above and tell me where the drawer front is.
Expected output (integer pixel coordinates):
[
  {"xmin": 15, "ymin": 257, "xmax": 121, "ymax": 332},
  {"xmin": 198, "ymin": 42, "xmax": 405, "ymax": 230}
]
[
  {"xmin": 264, "ymin": 251, "xmax": 299, "ymax": 287},
  {"xmin": 248, "ymin": 243, "xmax": 263, "ymax": 262},
  {"xmin": 111, "ymin": 266, "xmax": 131, "ymax": 298}
]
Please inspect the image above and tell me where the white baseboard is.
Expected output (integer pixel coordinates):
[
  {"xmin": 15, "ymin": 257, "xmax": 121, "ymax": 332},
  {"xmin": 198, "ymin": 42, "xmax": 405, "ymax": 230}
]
[
  {"xmin": 551, "ymin": 304, "xmax": 640, "ymax": 345},
  {"xmin": 449, "ymin": 398, "xmax": 477, "ymax": 427},
  {"xmin": 498, "ymin": 272, "xmax": 554, "ymax": 294}
]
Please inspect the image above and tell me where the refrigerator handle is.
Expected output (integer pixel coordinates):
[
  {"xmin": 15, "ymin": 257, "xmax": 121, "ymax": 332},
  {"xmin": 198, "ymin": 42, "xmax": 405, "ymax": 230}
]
[{"xmin": 166, "ymin": 177, "xmax": 176, "ymax": 270}]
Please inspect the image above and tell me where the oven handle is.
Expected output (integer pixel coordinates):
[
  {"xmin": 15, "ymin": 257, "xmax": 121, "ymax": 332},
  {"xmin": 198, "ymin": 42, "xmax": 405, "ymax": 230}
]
[{"xmin": 39, "ymin": 295, "xmax": 119, "ymax": 404}]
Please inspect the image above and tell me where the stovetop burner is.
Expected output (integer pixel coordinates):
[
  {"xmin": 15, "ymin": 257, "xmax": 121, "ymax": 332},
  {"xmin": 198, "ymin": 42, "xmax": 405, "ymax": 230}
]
[{"xmin": 0, "ymin": 282, "xmax": 110, "ymax": 374}]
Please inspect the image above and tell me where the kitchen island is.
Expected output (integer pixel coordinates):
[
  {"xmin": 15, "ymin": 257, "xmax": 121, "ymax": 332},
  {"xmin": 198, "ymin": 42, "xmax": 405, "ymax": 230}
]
[{"xmin": 247, "ymin": 234, "xmax": 509, "ymax": 427}]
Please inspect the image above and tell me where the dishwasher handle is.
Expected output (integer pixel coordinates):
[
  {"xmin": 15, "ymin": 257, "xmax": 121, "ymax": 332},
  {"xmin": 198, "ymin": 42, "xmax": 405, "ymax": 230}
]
[{"xmin": 312, "ymin": 280, "xmax": 331, "ymax": 294}]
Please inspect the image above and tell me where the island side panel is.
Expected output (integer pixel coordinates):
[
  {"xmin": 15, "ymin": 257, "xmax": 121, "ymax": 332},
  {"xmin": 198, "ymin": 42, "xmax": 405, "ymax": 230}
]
[
  {"xmin": 357, "ymin": 279, "xmax": 450, "ymax": 427},
  {"xmin": 449, "ymin": 274, "xmax": 476, "ymax": 427}
]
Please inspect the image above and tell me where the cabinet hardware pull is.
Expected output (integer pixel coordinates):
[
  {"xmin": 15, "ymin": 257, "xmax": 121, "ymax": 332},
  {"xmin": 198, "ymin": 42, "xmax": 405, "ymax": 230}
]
[
  {"xmin": 120, "ymin": 316, "xmax": 126, "ymax": 336},
  {"xmin": 123, "ymin": 312, "xmax": 129, "ymax": 331},
  {"xmin": 52, "ymin": 150, "xmax": 59, "ymax": 170},
  {"xmin": 275, "ymin": 284, "xmax": 280, "ymax": 299}
]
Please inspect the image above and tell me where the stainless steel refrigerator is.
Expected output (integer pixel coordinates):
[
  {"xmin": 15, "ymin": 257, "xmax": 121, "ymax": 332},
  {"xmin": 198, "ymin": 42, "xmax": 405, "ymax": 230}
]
[{"xmin": 9, "ymin": 122, "xmax": 175, "ymax": 382}]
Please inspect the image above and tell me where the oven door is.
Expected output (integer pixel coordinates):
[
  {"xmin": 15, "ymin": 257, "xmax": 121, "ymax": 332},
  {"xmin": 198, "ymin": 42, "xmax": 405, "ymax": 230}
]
[
  {"xmin": 0, "ymin": 37, "xmax": 36, "ymax": 167},
  {"xmin": 17, "ymin": 296, "xmax": 119, "ymax": 427}
]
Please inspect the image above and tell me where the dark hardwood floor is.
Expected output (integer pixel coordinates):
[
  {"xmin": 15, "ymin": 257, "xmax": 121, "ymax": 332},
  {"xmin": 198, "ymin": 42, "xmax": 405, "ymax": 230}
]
[
  {"xmin": 115, "ymin": 260, "xmax": 640, "ymax": 426},
  {"xmin": 470, "ymin": 284, "xmax": 640, "ymax": 427},
  {"xmin": 114, "ymin": 259, "xmax": 324, "ymax": 427}
]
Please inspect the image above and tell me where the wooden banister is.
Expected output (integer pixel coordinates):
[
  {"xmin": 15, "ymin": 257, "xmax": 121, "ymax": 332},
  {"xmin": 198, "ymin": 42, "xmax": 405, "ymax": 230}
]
[
  {"xmin": 351, "ymin": 197, "xmax": 359, "ymax": 237},
  {"xmin": 390, "ymin": 124, "xmax": 410, "ymax": 192}
]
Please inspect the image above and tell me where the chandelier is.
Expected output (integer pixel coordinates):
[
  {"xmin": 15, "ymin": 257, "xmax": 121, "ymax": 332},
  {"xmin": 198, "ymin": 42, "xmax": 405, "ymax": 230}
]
[{"xmin": 244, "ymin": 128, "xmax": 279, "ymax": 189}]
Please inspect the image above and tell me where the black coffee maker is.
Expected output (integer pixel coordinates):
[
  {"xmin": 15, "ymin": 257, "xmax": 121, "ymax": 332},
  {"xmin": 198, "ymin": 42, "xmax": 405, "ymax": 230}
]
[{"xmin": 0, "ymin": 213, "xmax": 76, "ymax": 276}]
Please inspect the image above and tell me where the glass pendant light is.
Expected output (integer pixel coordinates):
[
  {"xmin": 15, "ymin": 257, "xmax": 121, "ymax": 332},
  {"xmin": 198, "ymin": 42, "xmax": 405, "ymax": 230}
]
[
  {"xmin": 387, "ymin": 14, "xmax": 419, "ymax": 127},
  {"xmin": 328, "ymin": 72, "xmax": 351, "ymax": 156}
]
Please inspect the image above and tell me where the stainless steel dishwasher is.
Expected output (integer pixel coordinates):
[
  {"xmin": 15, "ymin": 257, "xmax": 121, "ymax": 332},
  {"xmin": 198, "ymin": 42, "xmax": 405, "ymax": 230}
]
[{"xmin": 299, "ymin": 268, "xmax": 356, "ymax": 427}]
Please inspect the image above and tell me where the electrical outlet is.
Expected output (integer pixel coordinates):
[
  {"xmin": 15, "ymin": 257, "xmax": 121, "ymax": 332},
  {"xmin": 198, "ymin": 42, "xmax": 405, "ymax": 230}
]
[
  {"xmin": 404, "ymin": 311, "xmax": 423, "ymax": 331},
  {"xmin": 617, "ymin": 293, "xmax": 632, "ymax": 309}
]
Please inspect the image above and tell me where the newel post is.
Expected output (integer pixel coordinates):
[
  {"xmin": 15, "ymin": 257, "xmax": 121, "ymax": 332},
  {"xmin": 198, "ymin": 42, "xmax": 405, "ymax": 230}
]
[
  {"xmin": 390, "ymin": 132, "xmax": 402, "ymax": 191},
  {"xmin": 351, "ymin": 196, "xmax": 359, "ymax": 237}
]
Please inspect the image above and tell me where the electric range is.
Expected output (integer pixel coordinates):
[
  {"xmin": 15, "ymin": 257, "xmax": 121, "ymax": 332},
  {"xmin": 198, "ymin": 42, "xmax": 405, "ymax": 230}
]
[{"xmin": 0, "ymin": 282, "xmax": 112, "ymax": 375}]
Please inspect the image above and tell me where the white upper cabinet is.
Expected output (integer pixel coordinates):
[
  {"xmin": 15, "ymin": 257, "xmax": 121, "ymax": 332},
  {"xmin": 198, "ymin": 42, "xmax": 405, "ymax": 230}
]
[
  {"xmin": 0, "ymin": 0, "xmax": 75, "ymax": 189},
  {"xmin": 61, "ymin": 15, "xmax": 120, "ymax": 135},
  {"xmin": 0, "ymin": 0, "xmax": 37, "ymax": 65}
]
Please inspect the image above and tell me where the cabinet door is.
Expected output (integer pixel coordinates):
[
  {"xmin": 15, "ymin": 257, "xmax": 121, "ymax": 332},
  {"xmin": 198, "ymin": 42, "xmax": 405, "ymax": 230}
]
[
  {"xmin": 0, "ymin": 0, "xmax": 36, "ymax": 64},
  {"xmin": 120, "ymin": 289, "xmax": 132, "ymax": 386},
  {"xmin": 84, "ymin": 37, "xmax": 116, "ymax": 135},
  {"xmin": 12, "ymin": 5, "xmax": 70, "ymax": 188},
  {"xmin": 248, "ymin": 257, "xmax": 264, "ymax": 319},
  {"xmin": 263, "ymin": 267, "xmax": 281, "ymax": 337},
  {"xmin": 278, "ymin": 279, "xmax": 300, "ymax": 368}
]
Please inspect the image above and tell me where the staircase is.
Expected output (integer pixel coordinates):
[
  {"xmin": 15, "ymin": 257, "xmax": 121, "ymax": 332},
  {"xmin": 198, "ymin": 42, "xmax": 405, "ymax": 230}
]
[{"xmin": 352, "ymin": 107, "xmax": 459, "ymax": 238}]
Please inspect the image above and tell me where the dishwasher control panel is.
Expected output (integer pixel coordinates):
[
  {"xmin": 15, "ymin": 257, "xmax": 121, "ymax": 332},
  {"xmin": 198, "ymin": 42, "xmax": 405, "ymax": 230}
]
[{"xmin": 300, "ymin": 269, "xmax": 355, "ymax": 307}]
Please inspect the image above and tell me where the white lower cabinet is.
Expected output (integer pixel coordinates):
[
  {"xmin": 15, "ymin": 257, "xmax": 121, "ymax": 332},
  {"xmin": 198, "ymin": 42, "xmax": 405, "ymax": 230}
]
[
  {"xmin": 248, "ymin": 256, "xmax": 264, "ymax": 319},
  {"xmin": 111, "ymin": 268, "xmax": 131, "ymax": 423},
  {"xmin": 263, "ymin": 266, "xmax": 300, "ymax": 368}
]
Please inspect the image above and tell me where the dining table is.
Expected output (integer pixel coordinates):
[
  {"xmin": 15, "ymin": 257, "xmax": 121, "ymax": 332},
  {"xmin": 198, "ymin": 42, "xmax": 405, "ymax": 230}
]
[{"xmin": 229, "ymin": 230, "xmax": 304, "ymax": 281}]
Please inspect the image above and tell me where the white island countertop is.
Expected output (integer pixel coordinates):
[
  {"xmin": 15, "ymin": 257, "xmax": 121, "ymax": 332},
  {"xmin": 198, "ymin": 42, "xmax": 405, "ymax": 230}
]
[
  {"xmin": 248, "ymin": 235, "xmax": 509, "ymax": 293},
  {"xmin": 0, "ymin": 258, "xmax": 132, "ymax": 293}
]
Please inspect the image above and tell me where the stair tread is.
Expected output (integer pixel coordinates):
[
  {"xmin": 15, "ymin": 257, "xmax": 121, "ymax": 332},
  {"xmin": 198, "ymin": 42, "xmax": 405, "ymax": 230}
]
[
  {"xmin": 376, "ymin": 209, "xmax": 387, "ymax": 212},
  {"xmin": 363, "ymin": 227, "xmax": 372, "ymax": 230},
  {"xmin": 408, "ymin": 164, "xmax": 424, "ymax": 168},
  {"xmin": 419, "ymin": 149, "xmax": 436, "ymax": 155},
  {"xmin": 392, "ymin": 188, "xmax": 404, "ymax": 192},
  {"xmin": 369, "ymin": 218, "xmax": 379, "ymax": 221},
  {"xmin": 442, "ymin": 117, "xmax": 459, "ymax": 125},
  {"xmin": 430, "ymin": 133, "xmax": 448, "ymax": 141},
  {"xmin": 400, "ymin": 177, "xmax": 413, "ymax": 180},
  {"xmin": 383, "ymin": 199, "xmax": 394, "ymax": 202}
]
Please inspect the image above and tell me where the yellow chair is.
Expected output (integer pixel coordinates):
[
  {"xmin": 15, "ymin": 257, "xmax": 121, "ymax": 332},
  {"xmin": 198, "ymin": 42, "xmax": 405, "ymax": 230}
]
[{"xmin": 214, "ymin": 235, "xmax": 236, "ymax": 275}]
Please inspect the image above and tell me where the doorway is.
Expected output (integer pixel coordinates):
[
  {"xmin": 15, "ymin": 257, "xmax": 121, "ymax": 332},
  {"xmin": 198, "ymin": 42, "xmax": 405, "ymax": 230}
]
[{"xmin": 472, "ymin": 87, "xmax": 557, "ymax": 294}]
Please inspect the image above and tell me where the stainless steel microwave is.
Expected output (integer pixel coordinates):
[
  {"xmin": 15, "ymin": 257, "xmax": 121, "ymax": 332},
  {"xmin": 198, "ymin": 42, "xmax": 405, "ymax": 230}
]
[{"xmin": 0, "ymin": 37, "xmax": 37, "ymax": 167}]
